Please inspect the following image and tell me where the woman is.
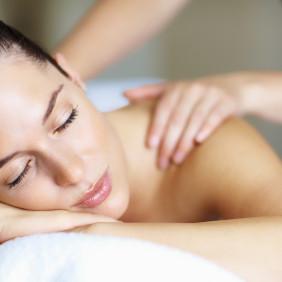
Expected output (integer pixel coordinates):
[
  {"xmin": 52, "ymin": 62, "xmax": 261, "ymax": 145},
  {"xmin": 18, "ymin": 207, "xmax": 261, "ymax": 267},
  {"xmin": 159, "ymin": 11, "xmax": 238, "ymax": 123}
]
[{"xmin": 0, "ymin": 21, "xmax": 282, "ymax": 280}]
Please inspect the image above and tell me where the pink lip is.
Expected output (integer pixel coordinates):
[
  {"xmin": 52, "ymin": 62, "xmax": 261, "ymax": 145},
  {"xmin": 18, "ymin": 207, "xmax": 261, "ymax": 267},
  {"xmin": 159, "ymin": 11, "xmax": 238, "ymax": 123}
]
[{"xmin": 75, "ymin": 169, "xmax": 112, "ymax": 208}]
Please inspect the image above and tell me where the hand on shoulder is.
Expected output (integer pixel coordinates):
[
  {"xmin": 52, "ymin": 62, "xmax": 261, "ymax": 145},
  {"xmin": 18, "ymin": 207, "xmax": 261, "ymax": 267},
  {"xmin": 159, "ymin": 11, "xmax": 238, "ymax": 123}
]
[{"xmin": 124, "ymin": 77, "xmax": 244, "ymax": 169}]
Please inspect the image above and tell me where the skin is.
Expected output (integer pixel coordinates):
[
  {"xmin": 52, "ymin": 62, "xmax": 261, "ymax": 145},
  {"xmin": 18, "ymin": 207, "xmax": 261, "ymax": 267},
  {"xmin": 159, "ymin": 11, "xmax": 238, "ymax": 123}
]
[
  {"xmin": 125, "ymin": 79, "xmax": 243, "ymax": 168},
  {"xmin": 1, "ymin": 57, "xmax": 282, "ymax": 280}
]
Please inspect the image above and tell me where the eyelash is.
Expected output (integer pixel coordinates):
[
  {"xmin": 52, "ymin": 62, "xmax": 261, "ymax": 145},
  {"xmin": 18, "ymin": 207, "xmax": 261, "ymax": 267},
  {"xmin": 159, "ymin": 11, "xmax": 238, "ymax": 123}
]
[
  {"xmin": 9, "ymin": 160, "xmax": 32, "ymax": 189},
  {"xmin": 55, "ymin": 106, "xmax": 78, "ymax": 133},
  {"xmin": 8, "ymin": 107, "xmax": 79, "ymax": 189}
]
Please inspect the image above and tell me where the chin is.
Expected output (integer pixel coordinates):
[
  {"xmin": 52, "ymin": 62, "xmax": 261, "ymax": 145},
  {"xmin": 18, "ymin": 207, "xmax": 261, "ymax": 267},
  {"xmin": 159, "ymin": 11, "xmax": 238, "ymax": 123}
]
[
  {"xmin": 101, "ymin": 195, "xmax": 129, "ymax": 219},
  {"xmin": 99, "ymin": 175, "xmax": 130, "ymax": 219}
]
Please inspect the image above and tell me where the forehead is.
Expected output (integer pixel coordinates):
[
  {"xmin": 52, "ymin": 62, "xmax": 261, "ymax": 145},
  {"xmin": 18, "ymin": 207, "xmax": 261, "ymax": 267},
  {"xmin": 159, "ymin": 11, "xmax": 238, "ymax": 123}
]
[
  {"xmin": 0, "ymin": 59, "xmax": 62, "ymax": 147},
  {"xmin": 0, "ymin": 59, "xmax": 58, "ymax": 103},
  {"xmin": 0, "ymin": 59, "xmax": 65, "ymax": 120}
]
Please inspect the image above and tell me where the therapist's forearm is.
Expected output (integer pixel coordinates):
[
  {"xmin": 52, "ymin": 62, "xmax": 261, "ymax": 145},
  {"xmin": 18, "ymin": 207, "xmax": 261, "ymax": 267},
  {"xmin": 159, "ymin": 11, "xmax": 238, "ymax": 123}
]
[
  {"xmin": 227, "ymin": 71, "xmax": 282, "ymax": 123},
  {"xmin": 55, "ymin": 0, "xmax": 190, "ymax": 81},
  {"xmin": 77, "ymin": 217, "xmax": 282, "ymax": 281}
]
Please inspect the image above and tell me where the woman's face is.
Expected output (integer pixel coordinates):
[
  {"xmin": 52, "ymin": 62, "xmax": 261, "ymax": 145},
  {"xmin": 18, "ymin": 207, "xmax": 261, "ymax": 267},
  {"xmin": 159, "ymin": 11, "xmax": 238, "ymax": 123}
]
[{"xmin": 0, "ymin": 58, "xmax": 129, "ymax": 219}]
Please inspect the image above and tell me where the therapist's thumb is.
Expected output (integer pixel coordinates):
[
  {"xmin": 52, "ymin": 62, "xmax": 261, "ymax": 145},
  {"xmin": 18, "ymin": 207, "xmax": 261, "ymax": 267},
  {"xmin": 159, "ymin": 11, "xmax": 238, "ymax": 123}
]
[{"xmin": 124, "ymin": 83, "xmax": 166, "ymax": 101}]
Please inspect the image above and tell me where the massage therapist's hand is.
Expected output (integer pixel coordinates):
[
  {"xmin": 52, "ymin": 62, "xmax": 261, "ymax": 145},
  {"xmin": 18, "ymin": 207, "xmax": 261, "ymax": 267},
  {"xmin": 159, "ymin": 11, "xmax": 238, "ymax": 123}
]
[
  {"xmin": 0, "ymin": 202, "xmax": 118, "ymax": 243},
  {"xmin": 124, "ymin": 79, "xmax": 244, "ymax": 169}
]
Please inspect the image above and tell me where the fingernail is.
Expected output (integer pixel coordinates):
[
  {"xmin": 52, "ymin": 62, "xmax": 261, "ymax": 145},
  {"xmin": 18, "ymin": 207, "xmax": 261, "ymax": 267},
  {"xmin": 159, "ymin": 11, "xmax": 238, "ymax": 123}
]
[
  {"xmin": 173, "ymin": 151, "xmax": 185, "ymax": 164},
  {"xmin": 196, "ymin": 131, "xmax": 208, "ymax": 143},
  {"xmin": 159, "ymin": 157, "xmax": 169, "ymax": 170},
  {"xmin": 148, "ymin": 135, "xmax": 160, "ymax": 148}
]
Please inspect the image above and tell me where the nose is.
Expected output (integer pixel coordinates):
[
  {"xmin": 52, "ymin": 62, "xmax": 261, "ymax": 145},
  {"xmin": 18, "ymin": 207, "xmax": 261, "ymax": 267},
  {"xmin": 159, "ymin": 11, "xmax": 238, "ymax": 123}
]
[
  {"xmin": 39, "ymin": 142, "xmax": 85, "ymax": 187},
  {"xmin": 54, "ymin": 157, "xmax": 85, "ymax": 186}
]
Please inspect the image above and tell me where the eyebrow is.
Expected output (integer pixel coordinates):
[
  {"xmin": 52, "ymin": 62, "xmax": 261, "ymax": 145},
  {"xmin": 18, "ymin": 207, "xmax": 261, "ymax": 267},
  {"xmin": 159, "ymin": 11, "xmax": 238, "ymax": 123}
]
[
  {"xmin": 42, "ymin": 84, "xmax": 64, "ymax": 125},
  {"xmin": 0, "ymin": 84, "xmax": 64, "ymax": 170}
]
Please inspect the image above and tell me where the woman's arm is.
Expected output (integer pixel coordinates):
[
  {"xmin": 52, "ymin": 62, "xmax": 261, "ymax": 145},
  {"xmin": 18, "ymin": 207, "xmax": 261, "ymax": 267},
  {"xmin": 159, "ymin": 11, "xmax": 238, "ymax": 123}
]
[
  {"xmin": 0, "ymin": 203, "xmax": 118, "ymax": 243},
  {"xmin": 72, "ymin": 217, "xmax": 282, "ymax": 281},
  {"xmin": 55, "ymin": 0, "xmax": 190, "ymax": 81}
]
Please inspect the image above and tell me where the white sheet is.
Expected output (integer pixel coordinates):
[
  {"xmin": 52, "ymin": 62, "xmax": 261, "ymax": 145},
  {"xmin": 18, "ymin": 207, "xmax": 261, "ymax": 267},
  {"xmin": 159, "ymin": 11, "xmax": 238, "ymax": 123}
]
[
  {"xmin": 86, "ymin": 78, "xmax": 163, "ymax": 112},
  {"xmin": 0, "ymin": 233, "xmax": 243, "ymax": 282}
]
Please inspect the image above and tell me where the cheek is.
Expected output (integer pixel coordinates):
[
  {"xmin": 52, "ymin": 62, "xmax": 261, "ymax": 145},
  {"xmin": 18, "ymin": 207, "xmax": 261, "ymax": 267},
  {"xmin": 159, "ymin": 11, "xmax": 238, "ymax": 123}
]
[
  {"xmin": 73, "ymin": 103, "xmax": 108, "ymax": 154},
  {"xmin": 4, "ymin": 172, "xmax": 73, "ymax": 211},
  {"xmin": 103, "ymin": 123, "xmax": 130, "ymax": 218},
  {"xmin": 82, "ymin": 107, "xmax": 130, "ymax": 217},
  {"xmin": 6, "ymin": 178, "xmax": 59, "ymax": 210}
]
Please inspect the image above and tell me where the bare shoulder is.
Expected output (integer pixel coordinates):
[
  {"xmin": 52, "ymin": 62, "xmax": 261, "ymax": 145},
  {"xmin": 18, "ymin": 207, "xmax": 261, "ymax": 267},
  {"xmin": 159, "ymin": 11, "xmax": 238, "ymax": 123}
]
[
  {"xmin": 179, "ymin": 118, "xmax": 282, "ymax": 219},
  {"xmin": 106, "ymin": 100, "xmax": 155, "ymax": 150},
  {"xmin": 108, "ymin": 101, "xmax": 282, "ymax": 222},
  {"xmin": 123, "ymin": 102, "xmax": 282, "ymax": 220}
]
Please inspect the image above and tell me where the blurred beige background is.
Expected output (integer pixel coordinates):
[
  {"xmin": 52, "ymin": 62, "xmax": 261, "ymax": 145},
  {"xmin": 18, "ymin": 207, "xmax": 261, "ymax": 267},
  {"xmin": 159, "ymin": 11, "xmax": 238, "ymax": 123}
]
[{"xmin": 0, "ymin": 0, "xmax": 282, "ymax": 155}]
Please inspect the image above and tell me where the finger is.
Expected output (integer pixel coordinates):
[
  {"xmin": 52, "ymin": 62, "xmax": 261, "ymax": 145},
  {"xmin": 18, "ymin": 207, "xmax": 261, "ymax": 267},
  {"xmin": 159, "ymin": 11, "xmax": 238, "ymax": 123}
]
[
  {"xmin": 195, "ymin": 100, "xmax": 236, "ymax": 143},
  {"xmin": 147, "ymin": 88, "xmax": 180, "ymax": 150},
  {"xmin": 123, "ymin": 83, "xmax": 167, "ymax": 101},
  {"xmin": 157, "ymin": 85, "xmax": 205, "ymax": 168},
  {"xmin": 172, "ymin": 91, "xmax": 221, "ymax": 164}
]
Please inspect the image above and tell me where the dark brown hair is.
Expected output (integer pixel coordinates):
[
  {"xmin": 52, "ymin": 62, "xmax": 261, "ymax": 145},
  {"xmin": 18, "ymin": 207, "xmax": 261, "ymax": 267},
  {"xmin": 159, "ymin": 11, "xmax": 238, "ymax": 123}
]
[{"xmin": 0, "ymin": 20, "xmax": 68, "ymax": 77}]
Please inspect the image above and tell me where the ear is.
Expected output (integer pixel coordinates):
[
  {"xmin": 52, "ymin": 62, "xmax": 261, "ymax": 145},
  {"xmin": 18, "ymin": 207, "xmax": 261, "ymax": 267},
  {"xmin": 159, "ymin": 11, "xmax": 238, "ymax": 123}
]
[{"xmin": 54, "ymin": 53, "xmax": 86, "ymax": 92}]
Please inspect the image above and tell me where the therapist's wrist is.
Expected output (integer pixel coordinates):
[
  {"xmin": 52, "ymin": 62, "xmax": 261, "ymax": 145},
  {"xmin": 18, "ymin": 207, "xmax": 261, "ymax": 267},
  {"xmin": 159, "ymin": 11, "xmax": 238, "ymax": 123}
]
[{"xmin": 235, "ymin": 76, "xmax": 265, "ymax": 117}]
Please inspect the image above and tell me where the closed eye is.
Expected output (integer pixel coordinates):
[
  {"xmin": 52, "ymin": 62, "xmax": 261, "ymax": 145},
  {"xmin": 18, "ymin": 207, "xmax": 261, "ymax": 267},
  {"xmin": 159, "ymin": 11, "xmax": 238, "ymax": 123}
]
[
  {"xmin": 9, "ymin": 160, "xmax": 32, "ymax": 189},
  {"xmin": 55, "ymin": 106, "xmax": 78, "ymax": 133}
]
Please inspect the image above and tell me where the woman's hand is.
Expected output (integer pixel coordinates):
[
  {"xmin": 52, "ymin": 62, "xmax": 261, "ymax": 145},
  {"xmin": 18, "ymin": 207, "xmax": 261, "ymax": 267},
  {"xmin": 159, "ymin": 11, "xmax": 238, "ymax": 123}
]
[
  {"xmin": 0, "ymin": 202, "xmax": 117, "ymax": 243},
  {"xmin": 124, "ymin": 78, "xmax": 244, "ymax": 169}
]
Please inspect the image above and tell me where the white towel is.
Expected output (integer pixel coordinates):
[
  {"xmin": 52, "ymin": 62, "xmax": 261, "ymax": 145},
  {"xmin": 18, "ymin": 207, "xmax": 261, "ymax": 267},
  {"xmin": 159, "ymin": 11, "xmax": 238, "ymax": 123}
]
[{"xmin": 0, "ymin": 233, "xmax": 243, "ymax": 282}]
